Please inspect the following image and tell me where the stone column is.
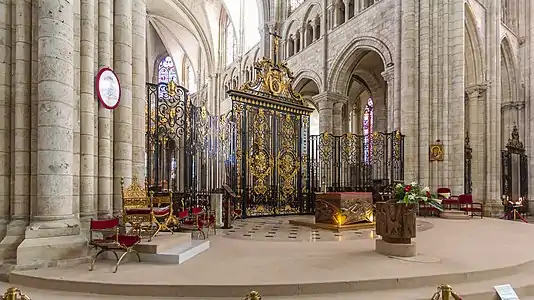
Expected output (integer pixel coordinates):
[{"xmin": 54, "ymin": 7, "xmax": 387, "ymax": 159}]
[
  {"xmin": 313, "ymin": 93, "xmax": 333, "ymax": 134},
  {"xmin": 381, "ymin": 67, "xmax": 394, "ymax": 132},
  {"xmin": 132, "ymin": 0, "xmax": 146, "ymax": 183},
  {"xmin": 113, "ymin": 0, "xmax": 133, "ymax": 215},
  {"xmin": 399, "ymin": 0, "xmax": 418, "ymax": 182},
  {"xmin": 0, "ymin": 0, "xmax": 12, "ymax": 246},
  {"xmin": 97, "ymin": 0, "xmax": 113, "ymax": 218},
  {"xmin": 80, "ymin": 0, "xmax": 96, "ymax": 228},
  {"xmin": 0, "ymin": 0, "xmax": 31, "ymax": 260},
  {"xmin": 485, "ymin": 0, "xmax": 502, "ymax": 215},
  {"xmin": 17, "ymin": 0, "xmax": 86, "ymax": 267},
  {"xmin": 332, "ymin": 102, "xmax": 344, "ymax": 136},
  {"xmin": 445, "ymin": 0, "xmax": 465, "ymax": 194},
  {"xmin": 466, "ymin": 85, "xmax": 487, "ymax": 202}
]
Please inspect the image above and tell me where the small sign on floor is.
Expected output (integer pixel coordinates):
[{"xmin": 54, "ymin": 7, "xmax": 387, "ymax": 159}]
[{"xmin": 494, "ymin": 284, "xmax": 519, "ymax": 300}]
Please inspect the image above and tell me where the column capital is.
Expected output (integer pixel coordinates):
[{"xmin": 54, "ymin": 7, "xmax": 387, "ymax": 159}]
[
  {"xmin": 312, "ymin": 91, "xmax": 348, "ymax": 107},
  {"xmin": 465, "ymin": 84, "xmax": 487, "ymax": 101},
  {"xmin": 501, "ymin": 101, "xmax": 525, "ymax": 111},
  {"xmin": 381, "ymin": 66, "xmax": 395, "ymax": 83}
]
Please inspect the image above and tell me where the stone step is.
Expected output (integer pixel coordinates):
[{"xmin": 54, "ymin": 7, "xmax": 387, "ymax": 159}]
[
  {"xmin": 134, "ymin": 232, "xmax": 191, "ymax": 254},
  {"xmin": 440, "ymin": 209, "xmax": 470, "ymax": 220},
  {"xmin": 140, "ymin": 239, "xmax": 210, "ymax": 264},
  {"xmin": 263, "ymin": 267, "xmax": 534, "ymax": 300}
]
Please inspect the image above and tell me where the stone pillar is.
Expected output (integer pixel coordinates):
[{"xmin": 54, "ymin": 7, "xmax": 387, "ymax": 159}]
[
  {"xmin": 466, "ymin": 85, "xmax": 487, "ymax": 203},
  {"xmin": 80, "ymin": 0, "xmax": 96, "ymax": 229},
  {"xmin": 485, "ymin": 0, "xmax": 502, "ymax": 214},
  {"xmin": 0, "ymin": 0, "xmax": 32, "ymax": 260},
  {"xmin": 113, "ymin": 0, "xmax": 133, "ymax": 215},
  {"xmin": 313, "ymin": 93, "xmax": 332, "ymax": 134},
  {"xmin": 399, "ymin": 0, "xmax": 418, "ymax": 182},
  {"xmin": 97, "ymin": 0, "xmax": 113, "ymax": 218},
  {"xmin": 17, "ymin": 0, "xmax": 86, "ymax": 267},
  {"xmin": 332, "ymin": 102, "xmax": 344, "ymax": 136},
  {"xmin": 0, "ymin": 0, "xmax": 12, "ymax": 249},
  {"xmin": 445, "ymin": 0, "xmax": 465, "ymax": 194},
  {"xmin": 381, "ymin": 67, "xmax": 394, "ymax": 132},
  {"xmin": 132, "ymin": 0, "xmax": 146, "ymax": 183}
]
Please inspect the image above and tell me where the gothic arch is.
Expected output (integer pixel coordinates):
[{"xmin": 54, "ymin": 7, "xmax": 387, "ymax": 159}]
[
  {"xmin": 293, "ymin": 69, "xmax": 323, "ymax": 93},
  {"xmin": 283, "ymin": 19, "xmax": 298, "ymax": 40},
  {"xmin": 301, "ymin": 3, "xmax": 321, "ymax": 29},
  {"xmin": 500, "ymin": 36, "xmax": 518, "ymax": 104},
  {"xmin": 464, "ymin": 2, "xmax": 485, "ymax": 86},
  {"xmin": 328, "ymin": 36, "xmax": 393, "ymax": 94}
]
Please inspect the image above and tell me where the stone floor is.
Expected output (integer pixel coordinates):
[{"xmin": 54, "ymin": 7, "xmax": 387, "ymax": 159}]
[
  {"xmin": 9, "ymin": 216, "xmax": 534, "ymax": 299},
  {"xmin": 223, "ymin": 216, "xmax": 433, "ymax": 242}
]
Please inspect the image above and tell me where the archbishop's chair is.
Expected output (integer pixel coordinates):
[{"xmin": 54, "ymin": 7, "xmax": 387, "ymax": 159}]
[
  {"xmin": 121, "ymin": 176, "xmax": 155, "ymax": 240},
  {"xmin": 88, "ymin": 217, "xmax": 141, "ymax": 273}
]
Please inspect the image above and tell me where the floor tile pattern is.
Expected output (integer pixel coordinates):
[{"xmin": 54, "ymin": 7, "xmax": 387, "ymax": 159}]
[{"xmin": 221, "ymin": 216, "xmax": 433, "ymax": 242}]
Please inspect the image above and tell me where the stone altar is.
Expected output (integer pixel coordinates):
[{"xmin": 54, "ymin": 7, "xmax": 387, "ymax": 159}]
[{"xmin": 315, "ymin": 192, "xmax": 374, "ymax": 225}]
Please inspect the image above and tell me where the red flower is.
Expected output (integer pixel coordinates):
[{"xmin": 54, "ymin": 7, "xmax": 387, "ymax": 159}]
[
  {"xmin": 426, "ymin": 191, "xmax": 431, "ymax": 197},
  {"xmin": 404, "ymin": 185, "xmax": 412, "ymax": 192}
]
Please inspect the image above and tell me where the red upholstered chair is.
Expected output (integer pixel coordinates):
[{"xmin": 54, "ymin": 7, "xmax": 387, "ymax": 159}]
[
  {"xmin": 458, "ymin": 194, "xmax": 483, "ymax": 218},
  {"xmin": 437, "ymin": 187, "xmax": 460, "ymax": 210},
  {"xmin": 174, "ymin": 209, "xmax": 206, "ymax": 239},
  {"xmin": 88, "ymin": 218, "xmax": 141, "ymax": 273}
]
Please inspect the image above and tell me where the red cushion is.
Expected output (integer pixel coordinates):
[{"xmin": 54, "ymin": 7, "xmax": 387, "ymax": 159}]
[
  {"xmin": 90, "ymin": 218, "xmax": 120, "ymax": 230},
  {"xmin": 191, "ymin": 207, "xmax": 204, "ymax": 215},
  {"xmin": 175, "ymin": 210, "xmax": 189, "ymax": 218},
  {"xmin": 153, "ymin": 206, "xmax": 170, "ymax": 216},
  {"xmin": 125, "ymin": 208, "xmax": 151, "ymax": 215},
  {"xmin": 110, "ymin": 234, "xmax": 141, "ymax": 247}
]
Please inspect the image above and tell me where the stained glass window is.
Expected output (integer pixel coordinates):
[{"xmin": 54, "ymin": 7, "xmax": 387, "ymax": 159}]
[
  {"xmin": 158, "ymin": 56, "xmax": 178, "ymax": 84},
  {"xmin": 226, "ymin": 22, "xmax": 235, "ymax": 65},
  {"xmin": 363, "ymin": 97, "xmax": 374, "ymax": 163}
]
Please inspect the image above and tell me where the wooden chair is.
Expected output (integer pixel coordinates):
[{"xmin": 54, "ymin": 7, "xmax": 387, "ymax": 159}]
[
  {"xmin": 150, "ymin": 192, "xmax": 174, "ymax": 240},
  {"xmin": 121, "ymin": 177, "xmax": 153, "ymax": 240},
  {"xmin": 88, "ymin": 217, "xmax": 141, "ymax": 273}
]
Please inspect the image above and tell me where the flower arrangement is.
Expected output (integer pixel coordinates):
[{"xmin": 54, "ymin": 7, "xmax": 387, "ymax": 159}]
[{"xmin": 394, "ymin": 182, "xmax": 443, "ymax": 211}]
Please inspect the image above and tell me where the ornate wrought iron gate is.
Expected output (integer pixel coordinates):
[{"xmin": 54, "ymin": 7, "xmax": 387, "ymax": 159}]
[
  {"xmin": 464, "ymin": 132, "xmax": 473, "ymax": 194},
  {"xmin": 227, "ymin": 59, "xmax": 314, "ymax": 217},
  {"xmin": 501, "ymin": 126, "xmax": 528, "ymax": 205},
  {"xmin": 145, "ymin": 82, "xmax": 214, "ymax": 206},
  {"xmin": 308, "ymin": 131, "xmax": 404, "ymax": 193}
]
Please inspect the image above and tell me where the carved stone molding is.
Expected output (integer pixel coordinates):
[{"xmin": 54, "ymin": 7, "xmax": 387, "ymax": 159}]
[
  {"xmin": 465, "ymin": 84, "xmax": 487, "ymax": 101},
  {"xmin": 381, "ymin": 67, "xmax": 394, "ymax": 83},
  {"xmin": 501, "ymin": 101, "xmax": 525, "ymax": 111}
]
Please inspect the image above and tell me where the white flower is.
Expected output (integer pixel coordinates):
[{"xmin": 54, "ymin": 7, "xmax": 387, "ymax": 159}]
[
  {"xmin": 422, "ymin": 186, "xmax": 430, "ymax": 193},
  {"xmin": 396, "ymin": 183, "xmax": 403, "ymax": 188},
  {"xmin": 410, "ymin": 181, "xmax": 417, "ymax": 186},
  {"xmin": 408, "ymin": 194, "xmax": 416, "ymax": 201}
]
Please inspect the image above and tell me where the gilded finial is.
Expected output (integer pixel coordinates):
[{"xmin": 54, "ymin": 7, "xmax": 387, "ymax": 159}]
[
  {"xmin": 243, "ymin": 291, "xmax": 262, "ymax": 300},
  {"xmin": 3, "ymin": 287, "xmax": 31, "ymax": 300}
]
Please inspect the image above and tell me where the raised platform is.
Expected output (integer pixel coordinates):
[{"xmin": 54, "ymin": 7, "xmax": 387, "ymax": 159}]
[
  {"xmin": 8, "ymin": 217, "xmax": 534, "ymax": 299},
  {"xmin": 440, "ymin": 209, "xmax": 470, "ymax": 220},
  {"xmin": 103, "ymin": 232, "xmax": 210, "ymax": 265},
  {"xmin": 288, "ymin": 218, "xmax": 375, "ymax": 232}
]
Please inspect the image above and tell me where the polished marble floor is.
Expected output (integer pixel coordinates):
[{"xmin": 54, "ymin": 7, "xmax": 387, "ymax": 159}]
[{"xmin": 220, "ymin": 215, "xmax": 434, "ymax": 242}]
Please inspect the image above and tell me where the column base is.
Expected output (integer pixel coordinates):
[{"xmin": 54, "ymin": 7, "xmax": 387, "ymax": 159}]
[
  {"xmin": 16, "ymin": 235, "xmax": 88, "ymax": 268},
  {"xmin": 484, "ymin": 199, "xmax": 503, "ymax": 217},
  {"xmin": 375, "ymin": 238, "xmax": 416, "ymax": 257},
  {"xmin": 0, "ymin": 219, "xmax": 27, "ymax": 261},
  {"xmin": 16, "ymin": 219, "xmax": 88, "ymax": 267}
]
